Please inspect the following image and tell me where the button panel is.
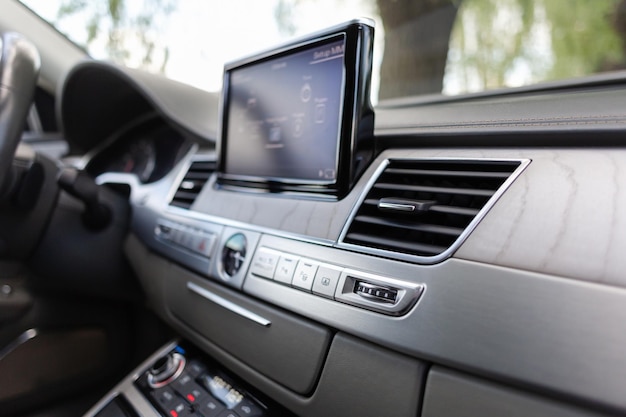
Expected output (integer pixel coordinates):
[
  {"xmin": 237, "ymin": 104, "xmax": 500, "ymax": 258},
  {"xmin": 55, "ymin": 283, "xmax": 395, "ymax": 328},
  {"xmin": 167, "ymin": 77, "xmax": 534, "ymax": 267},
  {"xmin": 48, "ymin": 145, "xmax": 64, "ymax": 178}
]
[
  {"xmin": 249, "ymin": 246, "xmax": 424, "ymax": 316},
  {"xmin": 136, "ymin": 346, "xmax": 284, "ymax": 417},
  {"xmin": 249, "ymin": 248, "xmax": 281, "ymax": 279},
  {"xmin": 156, "ymin": 220, "xmax": 216, "ymax": 258}
]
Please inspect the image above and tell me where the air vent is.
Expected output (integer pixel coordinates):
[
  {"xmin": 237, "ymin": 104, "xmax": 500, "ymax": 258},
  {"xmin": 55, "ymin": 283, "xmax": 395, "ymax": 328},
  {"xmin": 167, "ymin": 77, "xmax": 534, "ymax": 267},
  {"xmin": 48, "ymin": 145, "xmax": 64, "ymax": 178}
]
[
  {"xmin": 170, "ymin": 160, "xmax": 216, "ymax": 209},
  {"xmin": 341, "ymin": 159, "xmax": 526, "ymax": 262}
]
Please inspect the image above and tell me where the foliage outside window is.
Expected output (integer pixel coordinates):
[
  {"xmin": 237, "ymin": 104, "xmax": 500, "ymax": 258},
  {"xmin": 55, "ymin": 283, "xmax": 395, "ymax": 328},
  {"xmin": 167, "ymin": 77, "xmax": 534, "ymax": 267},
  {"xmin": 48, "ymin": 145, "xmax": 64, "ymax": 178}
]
[{"xmin": 20, "ymin": 0, "xmax": 626, "ymax": 100}]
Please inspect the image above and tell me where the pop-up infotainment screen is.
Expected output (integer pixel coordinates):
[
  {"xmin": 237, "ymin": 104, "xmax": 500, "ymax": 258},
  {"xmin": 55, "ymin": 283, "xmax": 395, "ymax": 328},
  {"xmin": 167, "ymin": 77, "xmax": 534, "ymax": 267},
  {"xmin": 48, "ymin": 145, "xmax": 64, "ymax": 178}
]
[
  {"xmin": 224, "ymin": 36, "xmax": 345, "ymax": 184},
  {"xmin": 218, "ymin": 20, "xmax": 374, "ymax": 198}
]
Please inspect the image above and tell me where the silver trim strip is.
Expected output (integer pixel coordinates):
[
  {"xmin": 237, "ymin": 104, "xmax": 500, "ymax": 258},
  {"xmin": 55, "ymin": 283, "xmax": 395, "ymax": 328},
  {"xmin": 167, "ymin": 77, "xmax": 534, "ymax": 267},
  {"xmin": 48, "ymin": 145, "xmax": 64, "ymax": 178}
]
[
  {"xmin": 378, "ymin": 201, "xmax": 416, "ymax": 212},
  {"xmin": 0, "ymin": 328, "xmax": 38, "ymax": 361},
  {"xmin": 187, "ymin": 282, "xmax": 272, "ymax": 327}
]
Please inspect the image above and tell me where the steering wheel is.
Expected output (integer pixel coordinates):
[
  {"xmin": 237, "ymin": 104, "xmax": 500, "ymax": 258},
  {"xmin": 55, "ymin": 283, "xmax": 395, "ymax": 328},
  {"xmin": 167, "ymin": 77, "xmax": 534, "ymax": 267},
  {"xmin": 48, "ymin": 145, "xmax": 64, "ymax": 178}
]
[{"xmin": 0, "ymin": 32, "xmax": 40, "ymax": 199}]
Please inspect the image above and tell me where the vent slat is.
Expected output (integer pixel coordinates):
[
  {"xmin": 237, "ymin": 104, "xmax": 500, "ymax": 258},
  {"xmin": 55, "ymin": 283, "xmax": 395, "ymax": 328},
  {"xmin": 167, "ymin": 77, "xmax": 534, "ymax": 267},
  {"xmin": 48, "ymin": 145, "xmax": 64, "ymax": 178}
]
[
  {"xmin": 384, "ymin": 168, "xmax": 512, "ymax": 179},
  {"xmin": 169, "ymin": 160, "xmax": 215, "ymax": 209},
  {"xmin": 184, "ymin": 172, "xmax": 213, "ymax": 180},
  {"xmin": 354, "ymin": 215, "xmax": 463, "ymax": 237},
  {"xmin": 172, "ymin": 191, "xmax": 199, "ymax": 201},
  {"xmin": 374, "ymin": 183, "xmax": 495, "ymax": 197},
  {"xmin": 189, "ymin": 161, "xmax": 218, "ymax": 170},
  {"xmin": 345, "ymin": 233, "xmax": 447, "ymax": 256},
  {"xmin": 343, "ymin": 159, "xmax": 521, "ymax": 259},
  {"xmin": 429, "ymin": 206, "xmax": 480, "ymax": 216}
]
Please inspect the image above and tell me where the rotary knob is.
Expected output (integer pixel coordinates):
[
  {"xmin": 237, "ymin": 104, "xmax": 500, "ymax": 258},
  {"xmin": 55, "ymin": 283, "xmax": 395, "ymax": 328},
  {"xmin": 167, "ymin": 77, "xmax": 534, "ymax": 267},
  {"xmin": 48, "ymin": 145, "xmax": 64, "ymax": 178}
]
[
  {"xmin": 221, "ymin": 233, "xmax": 247, "ymax": 277},
  {"xmin": 147, "ymin": 352, "xmax": 185, "ymax": 388}
]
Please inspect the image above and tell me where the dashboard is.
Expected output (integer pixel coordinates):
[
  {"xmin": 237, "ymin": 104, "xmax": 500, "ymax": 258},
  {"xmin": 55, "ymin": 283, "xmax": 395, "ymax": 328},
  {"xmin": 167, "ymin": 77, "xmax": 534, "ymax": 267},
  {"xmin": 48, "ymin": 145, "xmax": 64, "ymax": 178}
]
[{"xmin": 55, "ymin": 20, "xmax": 626, "ymax": 417}]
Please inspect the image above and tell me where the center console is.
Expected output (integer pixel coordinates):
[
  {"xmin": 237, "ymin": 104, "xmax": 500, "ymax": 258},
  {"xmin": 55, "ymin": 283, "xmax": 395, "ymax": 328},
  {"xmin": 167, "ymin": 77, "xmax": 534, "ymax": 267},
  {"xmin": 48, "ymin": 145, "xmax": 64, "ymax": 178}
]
[{"xmin": 86, "ymin": 341, "xmax": 292, "ymax": 417}]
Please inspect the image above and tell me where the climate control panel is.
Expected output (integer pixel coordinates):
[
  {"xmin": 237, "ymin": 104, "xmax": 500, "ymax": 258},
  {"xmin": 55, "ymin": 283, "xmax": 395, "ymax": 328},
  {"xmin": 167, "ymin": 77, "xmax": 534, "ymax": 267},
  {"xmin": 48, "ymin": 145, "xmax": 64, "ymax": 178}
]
[{"xmin": 135, "ymin": 345, "xmax": 291, "ymax": 417}]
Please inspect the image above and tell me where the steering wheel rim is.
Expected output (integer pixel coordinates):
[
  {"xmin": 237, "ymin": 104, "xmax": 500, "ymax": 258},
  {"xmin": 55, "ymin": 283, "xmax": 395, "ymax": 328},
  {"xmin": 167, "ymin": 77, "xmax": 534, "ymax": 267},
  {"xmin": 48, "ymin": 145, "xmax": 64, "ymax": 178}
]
[{"xmin": 0, "ymin": 32, "xmax": 40, "ymax": 199}]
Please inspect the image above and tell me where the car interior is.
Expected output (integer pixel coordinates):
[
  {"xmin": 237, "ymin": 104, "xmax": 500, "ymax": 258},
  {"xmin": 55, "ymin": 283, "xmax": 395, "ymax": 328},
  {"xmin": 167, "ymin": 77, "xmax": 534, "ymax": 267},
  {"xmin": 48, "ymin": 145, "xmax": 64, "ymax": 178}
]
[{"xmin": 0, "ymin": 1, "xmax": 625, "ymax": 416}]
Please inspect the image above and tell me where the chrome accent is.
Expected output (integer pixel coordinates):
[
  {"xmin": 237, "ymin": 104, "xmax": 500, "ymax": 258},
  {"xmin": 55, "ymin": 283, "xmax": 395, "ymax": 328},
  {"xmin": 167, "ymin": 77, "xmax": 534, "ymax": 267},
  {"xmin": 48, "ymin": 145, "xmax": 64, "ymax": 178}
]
[
  {"xmin": 334, "ymin": 269, "xmax": 424, "ymax": 316},
  {"xmin": 0, "ymin": 328, "xmax": 38, "ymax": 361},
  {"xmin": 180, "ymin": 180, "xmax": 195, "ymax": 190},
  {"xmin": 211, "ymin": 228, "xmax": 261, "ymax": 289},
  {"xmin": 146, "ymin": 352, "xmax": 186, "ymax": 388},
  {"xmin": 377, "ymin": 198, "xmax": 437, "ymax": 213},
  {"xmin": 337, "ymin": 157, "xmax": 531, "ymax": 265},
  {"xmin": 187, "ymin": 282, "xmax": 271, "ymax": 327},
  {"xmin": 378, "ymin": 201, "xmax": 416, "ymax": 212},
  {"xmin": 354, "ymin": 281, "xmax": 397, "ymax": 304},
  {"xmin": 95, "ymin": 172, "xmax": 142, "ymax": 188}
]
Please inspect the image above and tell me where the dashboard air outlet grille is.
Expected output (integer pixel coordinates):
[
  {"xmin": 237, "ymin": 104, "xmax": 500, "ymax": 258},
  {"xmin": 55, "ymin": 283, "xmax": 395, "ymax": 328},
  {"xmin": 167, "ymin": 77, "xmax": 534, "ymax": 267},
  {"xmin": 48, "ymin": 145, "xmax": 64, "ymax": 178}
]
[
  {"xmin": 342, "ymin": 159, "xmax": 523, "ymax": 261},
  {"xmin": 170, "ymin": 160, "xmax": 216, "ymax": 209}
]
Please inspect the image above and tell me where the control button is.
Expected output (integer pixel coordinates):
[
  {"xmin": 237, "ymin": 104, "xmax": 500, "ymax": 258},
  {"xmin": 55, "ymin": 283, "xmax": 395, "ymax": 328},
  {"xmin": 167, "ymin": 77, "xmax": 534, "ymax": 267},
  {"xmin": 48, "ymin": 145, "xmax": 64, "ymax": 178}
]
[
  {"xmin": 179, "ymin": 227, "xmax": 194, "ymax": 249},
  {"xmin": 156, "ymin": 222, "xmax": 173, "ymax": 240},
  {"xmin": 201, "ymin": 375, "xmax": 230, "ymax": 403},
  {"xmin": 235, "ymin": 399, "xmax": 264, "ymax": 417},
  {"xmin": 312, "ymin": 265, "xmax": 342, "ymax": 299},
  {"xmin": 249, "ymin": 247, "xmax": 281, "ymax": 279},
  {"xmin": 216, "ymin": 411, "xmax": 241, "ymax": 417},
  {"xmin": 197, "ymin": 393, "xmax": 225, "ymax": 417},
  {"xmin": 292, "ymin": 260, "xmax": 318, "ymax": 292},
  {"xmin": 151, "ymin": 387, "xmax": 178, "ymax": 411},
  {"xmin": 173, "ymin": 375, "xmax": 206, "ymax": 405},
  {"xmin": 170, "ymin": 227, "xmax": 184, "ymax": 245},
  {"xmin": 185, "ymin": 231, "xmax": 202, "ymax": 252},
  {"xmin": 195, "ymin": 233, "xmax": 216, "ymax": 257},
  {"xmin": 167, "ymin": 400, "xmax": 191, "ymax": 417},
  {"xmin": 273, "ymin": 254, "xmax": 299, "ymax": 284},
  {"xmin": 186, "ymin": 360, "xmax": 207, "ymax": 378},
  {"xmin": 174, "ymin": 372, "xmax": 193, "ymax": 386},
  {"xmin": 223, "ymin": 388, "xmax": 244, "ymax": 409},
  {"xmin": 183, "ymin": 383, "xmax": 207, "ymax": 405}
]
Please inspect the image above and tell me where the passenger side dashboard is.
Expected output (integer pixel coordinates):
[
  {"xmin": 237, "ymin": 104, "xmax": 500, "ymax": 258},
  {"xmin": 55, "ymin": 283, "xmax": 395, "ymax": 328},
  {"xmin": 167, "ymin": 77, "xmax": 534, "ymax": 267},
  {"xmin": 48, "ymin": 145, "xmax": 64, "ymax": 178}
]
[{"xmin": 107, "ymin": 142, "xmax": 626, "ymax": 417}]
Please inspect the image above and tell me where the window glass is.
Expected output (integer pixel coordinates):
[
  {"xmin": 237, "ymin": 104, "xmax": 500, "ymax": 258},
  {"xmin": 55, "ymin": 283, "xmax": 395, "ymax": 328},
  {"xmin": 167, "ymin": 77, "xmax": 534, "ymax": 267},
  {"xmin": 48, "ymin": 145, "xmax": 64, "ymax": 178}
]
[{"xmin": 19, "ymin": 0, "xmax": 626, "ymax": 101}]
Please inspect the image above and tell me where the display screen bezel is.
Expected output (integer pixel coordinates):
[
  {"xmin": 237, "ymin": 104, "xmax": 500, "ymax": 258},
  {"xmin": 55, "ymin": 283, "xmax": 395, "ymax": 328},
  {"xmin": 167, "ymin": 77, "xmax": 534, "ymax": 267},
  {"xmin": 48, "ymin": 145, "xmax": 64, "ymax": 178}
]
[{"xmin": 216, "ymin": 19, "xmax": 374, "ymax": 199}]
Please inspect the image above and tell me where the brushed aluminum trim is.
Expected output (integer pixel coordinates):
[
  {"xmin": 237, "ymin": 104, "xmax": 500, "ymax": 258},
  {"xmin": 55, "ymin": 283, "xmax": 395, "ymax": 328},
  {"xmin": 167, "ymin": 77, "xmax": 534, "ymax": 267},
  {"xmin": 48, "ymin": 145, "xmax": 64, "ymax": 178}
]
[{"xmin": 187, "ymin": 281, "xmax": 271, "ymax": 327}]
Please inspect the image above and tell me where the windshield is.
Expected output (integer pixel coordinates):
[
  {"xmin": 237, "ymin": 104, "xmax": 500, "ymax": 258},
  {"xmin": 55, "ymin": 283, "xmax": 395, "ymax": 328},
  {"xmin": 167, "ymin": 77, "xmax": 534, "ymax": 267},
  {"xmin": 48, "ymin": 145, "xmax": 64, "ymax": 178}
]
[{"xmin": 19, "ymin": 0, "xmax": 626, "ymax": 102}]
